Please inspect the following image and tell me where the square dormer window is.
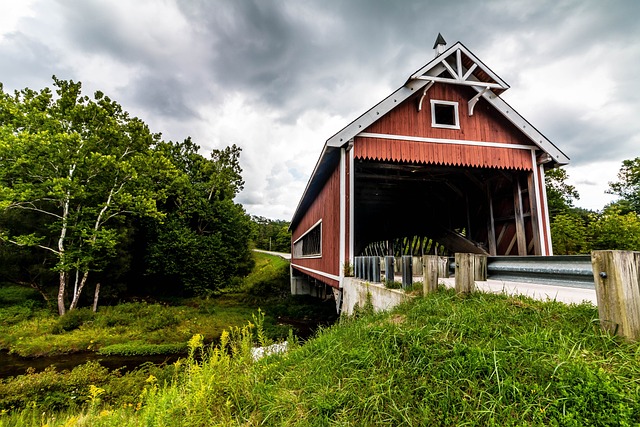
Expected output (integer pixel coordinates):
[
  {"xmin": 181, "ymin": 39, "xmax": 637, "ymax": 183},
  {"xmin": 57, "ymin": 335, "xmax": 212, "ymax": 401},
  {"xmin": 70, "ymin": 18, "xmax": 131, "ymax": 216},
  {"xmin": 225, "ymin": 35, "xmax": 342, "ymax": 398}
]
[{"xmin": 431, "ymin": 100, "xmax": 460, "ymax": 129}]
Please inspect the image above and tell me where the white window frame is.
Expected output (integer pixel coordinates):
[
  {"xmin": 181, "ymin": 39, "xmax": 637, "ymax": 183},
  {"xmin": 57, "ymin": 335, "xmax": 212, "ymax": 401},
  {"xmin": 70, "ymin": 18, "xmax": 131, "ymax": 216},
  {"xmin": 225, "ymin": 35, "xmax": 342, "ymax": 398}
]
[
  {"xmin": 431, "ymin": 99, "xmax": 460, "ymax": 130},
  {"xmin": 293, "ymin": 219, "xmax": 322, "ymax": 259}
]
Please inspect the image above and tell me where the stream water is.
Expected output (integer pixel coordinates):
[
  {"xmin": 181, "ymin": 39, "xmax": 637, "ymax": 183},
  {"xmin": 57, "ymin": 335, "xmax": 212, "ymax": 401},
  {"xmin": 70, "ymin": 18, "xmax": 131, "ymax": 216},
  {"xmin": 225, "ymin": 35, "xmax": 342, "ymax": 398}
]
[
  {"xmin": 0, "ymin": 317, "xmax": 334, "ymax": 379},
  {"xmin": 0, "ymin": 350, "xmax": 183, "ymax": 379}
]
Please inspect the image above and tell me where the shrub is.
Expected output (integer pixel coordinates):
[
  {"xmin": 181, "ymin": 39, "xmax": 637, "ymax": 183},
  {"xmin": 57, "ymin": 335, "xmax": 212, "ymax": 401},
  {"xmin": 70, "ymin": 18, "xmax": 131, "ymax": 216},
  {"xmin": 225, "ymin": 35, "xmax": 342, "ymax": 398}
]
[
  {"xmin": 0, "ymin": 286, "xmax": 42, "ymax": 307},
  {"xmin": 98, "ymin": 343, "xmax": 186, "ymax": 357},
  {"xmin": 52, "ymin": 308, "xmax": 95, "ymax": 333}
]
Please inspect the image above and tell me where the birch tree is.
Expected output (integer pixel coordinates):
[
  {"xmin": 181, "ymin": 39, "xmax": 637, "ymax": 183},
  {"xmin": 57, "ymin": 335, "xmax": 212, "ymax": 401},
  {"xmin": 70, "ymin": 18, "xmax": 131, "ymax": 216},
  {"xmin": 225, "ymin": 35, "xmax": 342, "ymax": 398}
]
[{"xmin": 0, "ymin": 78, "xmax": 175, "ymax": 315}]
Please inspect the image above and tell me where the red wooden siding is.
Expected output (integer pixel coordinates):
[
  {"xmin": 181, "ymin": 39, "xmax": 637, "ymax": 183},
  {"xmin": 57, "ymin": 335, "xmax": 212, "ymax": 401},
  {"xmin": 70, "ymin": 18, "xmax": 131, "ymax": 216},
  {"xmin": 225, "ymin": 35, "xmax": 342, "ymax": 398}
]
[
  {"xmin": 354, "ymin": 137, "xmax": 533, "ymax": 170},
  {"xmin": 291, "ymin": 164, "xmax": 341, "ymax": 287},
  {"xmin": 365, "ymin": 83, "xmax": 534, "ymax": 145},
  {"xmin": 356, "ymin": 82, "xmax": 536, "ymax": 170}
]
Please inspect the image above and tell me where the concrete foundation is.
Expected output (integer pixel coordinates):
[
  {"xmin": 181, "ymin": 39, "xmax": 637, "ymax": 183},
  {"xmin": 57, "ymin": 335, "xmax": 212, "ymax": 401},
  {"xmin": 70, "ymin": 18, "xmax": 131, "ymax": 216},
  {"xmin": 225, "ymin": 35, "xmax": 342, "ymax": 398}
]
[
  {"xmin": 290, "ymin": 267, "xmax": 331, "ymax": 299},
  {"xmin": 341, "ymin": 277, "xmax": 411, "ymax": 316}
]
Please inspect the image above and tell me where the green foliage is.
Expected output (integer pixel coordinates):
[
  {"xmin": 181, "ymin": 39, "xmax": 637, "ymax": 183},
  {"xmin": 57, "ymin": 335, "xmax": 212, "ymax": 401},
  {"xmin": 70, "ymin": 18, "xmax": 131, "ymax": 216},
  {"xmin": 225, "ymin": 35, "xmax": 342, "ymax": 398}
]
[
  {"xmin": 551, "ymin": 213, "xmax": 591, "ymax": 254},
  {"xmin": 384, "ymin": 279, "xmax": 402, "ymax": 289},
  {"xmin": 545, "ymin": 167, "xmax": 580, "ymax": 217},
  {"xmin": 242, "ymin": 252, "xmax": 289, "ymax": 297},
  {"xmin": 591, "ymin": 205, "xmax": 640, "ymax": 250},
  {"xmin": 0, "ymin": 77, "xmax": 178, "ymax": 315},
  {"xmin": 608, "ymin": 157, "xmax": 640, "ymax": 214},
  {"xmin": 143, "ymin": 140, "xmax": 254, "ymax": 296},
  {"xmin": 0, "ymin": 360, "xmax": 177, "ymax": 414},
  {"xmin": 251, "ymin": 216, "xmax": 291, "ymax": 252},
  {"xmin": 0, "ymin": 286, "xmax": 46, "ymax": 325},
  {"xmin": 0, "ymin": 286, "xmax": 42, "ymax": 307},
  {"xmin": 9, "ymin": 289, "xmax": 640, "ymax": 426},
  {"xmin": 98, "ymin": 343, "xmax": 185, "ymax": 357},
  {"xmin": 52, "ymin": 308, "xmax": 95, "ymax": 333}
]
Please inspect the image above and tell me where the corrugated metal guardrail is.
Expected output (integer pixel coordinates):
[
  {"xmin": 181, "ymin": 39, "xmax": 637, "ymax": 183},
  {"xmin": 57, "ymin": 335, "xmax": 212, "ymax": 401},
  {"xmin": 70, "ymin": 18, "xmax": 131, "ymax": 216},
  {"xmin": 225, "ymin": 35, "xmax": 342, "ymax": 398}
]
[{"xmin": 486, "ymin": 255, "xmax": 594, "ymax": 289}]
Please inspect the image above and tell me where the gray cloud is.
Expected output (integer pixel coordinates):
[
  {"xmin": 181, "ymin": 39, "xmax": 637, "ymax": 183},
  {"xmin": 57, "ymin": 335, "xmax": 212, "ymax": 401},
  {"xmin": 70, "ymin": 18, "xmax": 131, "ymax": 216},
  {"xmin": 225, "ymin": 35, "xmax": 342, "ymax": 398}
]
[{"xmin": 1, "ymin": 0, "xmax": 639, "ymax": 217}]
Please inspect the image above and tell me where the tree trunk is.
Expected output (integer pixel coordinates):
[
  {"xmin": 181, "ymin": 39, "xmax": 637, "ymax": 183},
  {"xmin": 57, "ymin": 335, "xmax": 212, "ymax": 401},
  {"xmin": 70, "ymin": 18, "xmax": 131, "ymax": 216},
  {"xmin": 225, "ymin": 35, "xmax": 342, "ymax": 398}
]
[
  {"xmin": 69, "ymin": 270, "xmax": 90, "ymax": 311},
  {"xmin": 92, "ymin": 283, "xmax": 100, "ymax": 312},
  {"xmin": 58, "ymin": 271, "xmax": 66, "ymax": 316}
]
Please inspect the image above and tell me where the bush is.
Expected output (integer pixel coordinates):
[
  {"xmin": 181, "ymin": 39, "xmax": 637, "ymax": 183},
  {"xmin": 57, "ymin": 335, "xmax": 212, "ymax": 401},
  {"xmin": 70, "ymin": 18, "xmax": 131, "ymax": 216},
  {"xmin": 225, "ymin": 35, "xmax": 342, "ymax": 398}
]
[
  {"xmin": 243, "ymin": 257, "xmax": 289, "ymax": 297},
  {"xmin": 52, "ymin": 308, "xmax": 95, "ymax": 333},
  {"xmin": 0, "ymin": 285, "xmax": 42, "ymax": 307},
  {"xmin": 98, "ymin": 343, "xmax": 185, "ymax": 356},
  {"xmin": 0, "ymin": 304, "xmax": 34, "ymax": 325}
]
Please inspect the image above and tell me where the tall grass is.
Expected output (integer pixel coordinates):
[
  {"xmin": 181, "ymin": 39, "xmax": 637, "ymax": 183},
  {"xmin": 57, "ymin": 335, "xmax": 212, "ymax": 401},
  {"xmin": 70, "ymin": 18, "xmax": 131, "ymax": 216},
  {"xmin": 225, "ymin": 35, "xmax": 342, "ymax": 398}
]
[{"xmin": 4, "ymin": 288, "xmax": 639, "ymax": 426}]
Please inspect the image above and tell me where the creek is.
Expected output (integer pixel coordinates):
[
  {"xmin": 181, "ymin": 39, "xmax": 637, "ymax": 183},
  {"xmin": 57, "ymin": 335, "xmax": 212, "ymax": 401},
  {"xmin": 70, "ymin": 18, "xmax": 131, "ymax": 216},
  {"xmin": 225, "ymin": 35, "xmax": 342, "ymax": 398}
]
[
  {"xmin": 0, "ymin": 350, "xmax": 182, "ymax": 379},
  {"xmin": 0, "ymin": 316, "xmax": 333, "ymax": 379}
]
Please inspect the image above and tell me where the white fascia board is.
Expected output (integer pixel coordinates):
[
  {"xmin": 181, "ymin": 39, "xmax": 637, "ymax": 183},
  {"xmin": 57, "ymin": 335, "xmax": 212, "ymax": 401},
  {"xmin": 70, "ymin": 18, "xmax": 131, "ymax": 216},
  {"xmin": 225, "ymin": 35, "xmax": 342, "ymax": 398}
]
[
  {"xmin": 479, "ymin": 88, "xmax": 570, "ymax": 165},
  {"xmin": 326, "ymin": 79, "xmax": 426, "ymax": 148}
]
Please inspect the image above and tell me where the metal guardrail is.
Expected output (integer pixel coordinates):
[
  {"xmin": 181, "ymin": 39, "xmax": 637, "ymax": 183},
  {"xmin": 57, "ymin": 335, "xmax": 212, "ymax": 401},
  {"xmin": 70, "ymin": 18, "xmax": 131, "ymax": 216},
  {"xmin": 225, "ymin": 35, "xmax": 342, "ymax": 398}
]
[
  {"xmin": 355, "ymin": 255, "xmax": 595, "ymax": 290},
  {"xmin": 486, "ymin": 255, "xmax": 594, "ymax": 289}
]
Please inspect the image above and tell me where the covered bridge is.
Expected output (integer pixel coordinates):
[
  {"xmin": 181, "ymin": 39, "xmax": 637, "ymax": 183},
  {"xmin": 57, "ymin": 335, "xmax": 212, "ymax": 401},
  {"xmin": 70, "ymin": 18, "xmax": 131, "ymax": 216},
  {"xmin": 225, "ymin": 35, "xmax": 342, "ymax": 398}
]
[{"xmin": 289, "ymin": 35, "xmax": 569, "ymax": 295}]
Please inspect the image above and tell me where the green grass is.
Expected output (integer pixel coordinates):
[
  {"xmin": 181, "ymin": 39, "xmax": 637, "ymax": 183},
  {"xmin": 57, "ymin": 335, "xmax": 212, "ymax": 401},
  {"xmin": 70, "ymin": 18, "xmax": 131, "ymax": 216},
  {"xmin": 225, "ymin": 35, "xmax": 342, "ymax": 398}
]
[
  {"xmin": 4, "ymin": 288, "xmax": 640, "ymax": 426},
  {"xmin": 0, "ymin": 253, "xmax": 335, "ymax": 357}
]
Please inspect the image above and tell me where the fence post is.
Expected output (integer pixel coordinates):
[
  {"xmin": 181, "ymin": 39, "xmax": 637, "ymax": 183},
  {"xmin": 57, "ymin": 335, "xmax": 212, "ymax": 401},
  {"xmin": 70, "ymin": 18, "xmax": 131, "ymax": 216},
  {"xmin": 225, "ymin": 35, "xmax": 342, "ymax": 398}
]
[
  {"xmin": 591, "ymin": 250, "xmax": 640, "ymax": 340},
  {"xmin": 438, "ymin": 256, "xmax": 450, "ymax": 278},
  {"xmin": 455, "ymin": 253, "xmax": 486, "ymax": 294},
  {"xmin": 474, "ymin": 254, "xmax": 488, "ymax": 281},
  {"xmin": 384, "ymin": 256, "xmax": 395, "ymax": 284},
  {"xmin": 423, "ymin": 255, "xmax": 440, "ymax": 294},
  {"xmin": 372, "ymin": 257, "xmax": 381, "ymax": 283},
  {"xmin": 401, "ymin": 255, "xmax": 413, "ymax": 289}
]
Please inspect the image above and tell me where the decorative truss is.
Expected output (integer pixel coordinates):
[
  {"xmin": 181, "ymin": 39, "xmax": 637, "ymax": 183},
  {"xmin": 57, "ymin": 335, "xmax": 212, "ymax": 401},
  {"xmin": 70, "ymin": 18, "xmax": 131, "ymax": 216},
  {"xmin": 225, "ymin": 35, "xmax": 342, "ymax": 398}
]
[
  {"xmin": 411, "ymin": 42, "xmax": 510, "ymax": 116},
  {"xmin": 410, "ymin": 43, "xmax": 510, "ymax": 92}
]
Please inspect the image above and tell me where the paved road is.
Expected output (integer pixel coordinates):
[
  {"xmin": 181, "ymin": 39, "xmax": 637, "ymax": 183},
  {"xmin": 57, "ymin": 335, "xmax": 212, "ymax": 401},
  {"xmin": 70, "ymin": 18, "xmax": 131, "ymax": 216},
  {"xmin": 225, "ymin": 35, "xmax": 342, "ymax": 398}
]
[
  {"xmin": 253, "ymin": 249, "xmax": 291, "ymax": 260},
  {"xmin": 439, "ymin": 277, "xmax": 597, "ymax": 305}
]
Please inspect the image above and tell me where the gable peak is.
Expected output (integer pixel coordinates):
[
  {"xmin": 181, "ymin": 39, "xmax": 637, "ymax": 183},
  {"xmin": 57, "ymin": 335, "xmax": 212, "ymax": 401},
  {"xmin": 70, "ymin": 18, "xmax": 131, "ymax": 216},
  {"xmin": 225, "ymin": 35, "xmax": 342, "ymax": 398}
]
[{"xmin": 433, "ymin": 33, "xmax": 447, "ymax": 56}]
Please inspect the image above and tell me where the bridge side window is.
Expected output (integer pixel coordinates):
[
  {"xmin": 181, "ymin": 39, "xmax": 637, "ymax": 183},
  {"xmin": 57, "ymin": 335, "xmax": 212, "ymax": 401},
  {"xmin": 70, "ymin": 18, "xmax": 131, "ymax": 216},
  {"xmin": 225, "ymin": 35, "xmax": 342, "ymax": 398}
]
[
  {"xmin": 431, "ymin": 100, "xmax": 460, "ymax": 129},
  {"xmin": 293, "ymin": 221, "xmax": 322, "ymax": 258}
]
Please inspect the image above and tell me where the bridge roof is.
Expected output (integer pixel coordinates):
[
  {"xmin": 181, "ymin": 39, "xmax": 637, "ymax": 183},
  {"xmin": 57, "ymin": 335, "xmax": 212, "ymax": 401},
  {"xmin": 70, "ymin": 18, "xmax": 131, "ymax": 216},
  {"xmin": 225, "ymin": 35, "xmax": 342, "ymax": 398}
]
[{"xmin": 291, "ymin": 41, "xmax": 569, "ymax": 229}]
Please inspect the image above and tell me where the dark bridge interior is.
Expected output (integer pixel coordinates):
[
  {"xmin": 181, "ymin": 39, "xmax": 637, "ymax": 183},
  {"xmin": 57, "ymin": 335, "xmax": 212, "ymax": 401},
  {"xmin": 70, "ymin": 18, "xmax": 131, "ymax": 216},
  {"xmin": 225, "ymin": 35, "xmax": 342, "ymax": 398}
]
[{"xmin": 354, "ymin": 160, "xmax": 538, "ymax": 257}]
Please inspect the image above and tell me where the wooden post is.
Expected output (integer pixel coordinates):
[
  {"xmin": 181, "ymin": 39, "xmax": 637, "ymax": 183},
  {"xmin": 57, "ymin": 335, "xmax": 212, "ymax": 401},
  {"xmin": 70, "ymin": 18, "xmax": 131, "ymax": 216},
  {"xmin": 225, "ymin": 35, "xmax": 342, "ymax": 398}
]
[
  {"xmin": 438, "ymin": 256, "xmax": 449, "ymax": 278},
  {"xmin": 527, "ymin": 172, "xmax": 542, "ymax": 255},
  {"xmin": 455, "ymin": 253, "xmax": 475, "ymax": 294},
  {"xmin": 513, "ymin": 179, "xmax": 527, "ymax": 255},
  {"xmin": 486, "ymin": 186, "xmax": 497, "ymax": 256},
  {"xmin": 455, "ymin": 253, "xmax": 487, "ymax": 294},
  {"xmin": 423, "ymin": 255, "xmax": 440, "ymax": 294},
  {"xmin": 591, "ymin": 250, "xmax": 640, "ymax": 340},
  {"xmin": 474, "ymin": 254, "xmax": 487, "ymax": 281}
]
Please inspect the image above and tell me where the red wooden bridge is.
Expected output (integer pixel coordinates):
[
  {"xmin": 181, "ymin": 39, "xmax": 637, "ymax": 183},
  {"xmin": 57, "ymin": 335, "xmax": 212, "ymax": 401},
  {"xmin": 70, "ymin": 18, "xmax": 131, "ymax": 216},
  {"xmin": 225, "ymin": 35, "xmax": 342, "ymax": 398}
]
[{"xmin": 289, "ymin": 35, "xmax": 569, "ymax": 301}]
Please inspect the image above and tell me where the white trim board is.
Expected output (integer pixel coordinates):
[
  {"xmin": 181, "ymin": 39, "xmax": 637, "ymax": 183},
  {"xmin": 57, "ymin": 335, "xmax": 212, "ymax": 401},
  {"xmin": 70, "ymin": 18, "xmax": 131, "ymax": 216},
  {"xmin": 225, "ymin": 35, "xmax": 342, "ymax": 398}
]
[
  {"xmin": 358, "ymin": 132, "xmax": 537, "ymax": 152},
  {"xmin": 291, "ymin": 263, "xmax": 340, "ymax": 283}
]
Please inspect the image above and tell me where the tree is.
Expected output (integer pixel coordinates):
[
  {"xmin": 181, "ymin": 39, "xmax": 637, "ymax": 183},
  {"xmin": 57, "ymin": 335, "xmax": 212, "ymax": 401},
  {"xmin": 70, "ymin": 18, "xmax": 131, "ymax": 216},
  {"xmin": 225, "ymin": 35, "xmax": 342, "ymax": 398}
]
[
  {"xmin": 550, "ymin": 213, "xmax": 590, "ymax": 255},
  {"xmin": 251, "ymin": 216, "xmax": 291, "ymax": 253},
  {"xmin": 608, "ymin": 157, "xmax": 640, "ymax": 214},
  {"xmin": 590, "ymin": 204, "xmax": 640, "ymax": 251},
  {"xmin": 143, "ymin": 140, "xmax": 254, "ymax": 295},
  {"xmin": 545, "ymin": 167, "xmax": 580, "ymax": 218},
  {"xmin": 0, "ymin": 78, "xmax": 176, "ymax": 315}
]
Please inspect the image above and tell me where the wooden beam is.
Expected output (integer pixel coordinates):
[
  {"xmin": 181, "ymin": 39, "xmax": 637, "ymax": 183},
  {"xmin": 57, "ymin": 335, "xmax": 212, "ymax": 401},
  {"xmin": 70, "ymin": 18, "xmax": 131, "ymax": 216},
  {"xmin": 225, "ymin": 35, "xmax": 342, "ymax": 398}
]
[
  {"xmin": 486, "ymin": 184, "xmax": 497, "ymax": 256},
  {"xmin": 527, "ymin": 172, "xmax": 542, "ymax": 255},
  {"xmin": 513, "ymin": 178, "xmax": 527, "ymax": 255}
]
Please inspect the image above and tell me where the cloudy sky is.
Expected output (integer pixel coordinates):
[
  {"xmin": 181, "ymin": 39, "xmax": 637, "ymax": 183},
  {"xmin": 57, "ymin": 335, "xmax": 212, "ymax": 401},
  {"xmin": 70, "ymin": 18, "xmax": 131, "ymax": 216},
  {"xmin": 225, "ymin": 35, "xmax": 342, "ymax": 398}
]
[{"xmin": 1, "ymin": 0, "xmax": 638, "ymax": 220}]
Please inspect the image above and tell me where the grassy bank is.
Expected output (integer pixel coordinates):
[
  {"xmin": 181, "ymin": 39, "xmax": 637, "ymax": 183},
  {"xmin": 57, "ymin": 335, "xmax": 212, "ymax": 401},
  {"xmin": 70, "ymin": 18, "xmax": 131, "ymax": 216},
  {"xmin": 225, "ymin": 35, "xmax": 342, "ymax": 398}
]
[
  {"xmin": 4, "ymin": 288, "xmax": 640, "ymax": 426},
  {"xmin": 0, "ymin": 253, "xmax": 336, "ymax": 357}
]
